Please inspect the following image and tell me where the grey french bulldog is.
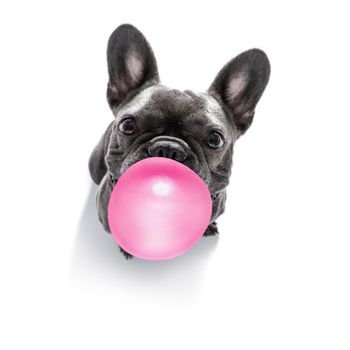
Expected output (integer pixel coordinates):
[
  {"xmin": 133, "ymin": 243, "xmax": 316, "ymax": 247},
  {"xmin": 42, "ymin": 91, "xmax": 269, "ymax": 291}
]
[{"xmin": 89, "ymin": 24, "xmax": 270, "ymax": 259}]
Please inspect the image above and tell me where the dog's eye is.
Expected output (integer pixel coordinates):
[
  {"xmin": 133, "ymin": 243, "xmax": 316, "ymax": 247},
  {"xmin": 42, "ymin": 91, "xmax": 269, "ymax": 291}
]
[
  {"xmin": 207, "ymin": 131, "xmax": 224, "ymax": 149},
  {"xmin": 118, "ymin": 117, "xmax": 137, "ymax": 135}
]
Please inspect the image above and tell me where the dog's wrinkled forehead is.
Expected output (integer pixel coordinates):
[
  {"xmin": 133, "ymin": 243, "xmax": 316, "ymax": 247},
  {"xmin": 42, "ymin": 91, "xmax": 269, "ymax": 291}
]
[{"xmin": 114, "ymin": 85, "xmax": 231, "ymax": 130}]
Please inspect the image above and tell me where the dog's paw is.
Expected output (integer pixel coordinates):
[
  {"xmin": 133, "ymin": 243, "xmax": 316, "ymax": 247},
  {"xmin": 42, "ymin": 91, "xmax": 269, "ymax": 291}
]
[
  {"xmin": 119, "ymin": 246, "xmax": 133, "ymax": 259},
  {"xmin": 203, "ymin": 222, "xmax": 219, "ymax": 236}
]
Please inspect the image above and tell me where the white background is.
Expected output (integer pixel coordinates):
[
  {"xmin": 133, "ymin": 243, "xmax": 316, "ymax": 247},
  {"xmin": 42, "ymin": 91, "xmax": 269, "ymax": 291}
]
[{"xmin": 0, "ymin": 1, "xmax": 349, "ymax": 349}]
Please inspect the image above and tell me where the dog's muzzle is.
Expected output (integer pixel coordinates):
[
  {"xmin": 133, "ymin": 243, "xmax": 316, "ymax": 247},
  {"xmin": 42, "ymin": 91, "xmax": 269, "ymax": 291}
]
[
  {"xmin": 110, "ymin": 135, "xmax": 220, "ymax": 201},
  {"xmin": 147, "ymin": 136, "xmax": 189, "ymax": 162}
]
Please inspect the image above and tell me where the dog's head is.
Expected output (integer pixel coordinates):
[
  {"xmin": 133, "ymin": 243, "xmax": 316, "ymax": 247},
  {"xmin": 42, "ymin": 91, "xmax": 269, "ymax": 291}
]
[{"xmin": 105, "ymin": 24, "xmax": 270, "ymax": 197}]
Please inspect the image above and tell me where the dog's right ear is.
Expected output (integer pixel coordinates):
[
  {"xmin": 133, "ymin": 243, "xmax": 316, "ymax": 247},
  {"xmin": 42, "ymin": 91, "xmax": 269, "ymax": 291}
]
[
  {"xmin": 106, "ymin": 24, "xmax": 159, "ymax": 108},
  {"xmin": 209, "ymin": 49, "xmax": 270, "ymax": 136}
]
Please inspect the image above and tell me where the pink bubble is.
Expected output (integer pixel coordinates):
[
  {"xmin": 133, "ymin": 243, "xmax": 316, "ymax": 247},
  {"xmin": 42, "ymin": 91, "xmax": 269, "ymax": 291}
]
[{"xmin": 108, "ymin": 157, "xmax": 212, "ymax": 260}]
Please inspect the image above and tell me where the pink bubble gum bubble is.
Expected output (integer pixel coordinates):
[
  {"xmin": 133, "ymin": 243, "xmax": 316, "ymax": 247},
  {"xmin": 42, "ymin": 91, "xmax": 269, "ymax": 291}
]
[{"xmin": 108, "ymin": 157, "xmax": 212, "ymax": 260}]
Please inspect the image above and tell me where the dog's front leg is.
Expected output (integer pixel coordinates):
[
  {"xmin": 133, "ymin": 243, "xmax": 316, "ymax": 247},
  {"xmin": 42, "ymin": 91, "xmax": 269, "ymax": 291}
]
[
  {"xmin": 96, "ymin": 173, "xmax": 113, "ymax": 233},
  {"xmin": 203, "ymin": 190, "xmax": 227, "ymax": 236},
  {"xmin": 96, "ymin": 174, "xmax": 134, "ymax": 259}
]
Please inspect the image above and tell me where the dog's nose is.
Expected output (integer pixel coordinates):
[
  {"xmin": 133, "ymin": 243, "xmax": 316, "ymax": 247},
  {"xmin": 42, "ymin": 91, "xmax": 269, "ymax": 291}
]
[{"xmin": 148, "ymin": 140, "xmax": 187, "ymax": 162}]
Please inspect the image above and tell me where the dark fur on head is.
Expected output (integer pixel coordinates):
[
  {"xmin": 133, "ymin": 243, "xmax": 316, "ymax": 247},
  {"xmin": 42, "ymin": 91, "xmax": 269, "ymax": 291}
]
[{"xmin": 89, "ymin": 24, "xmax": 270, "ymax": 259}]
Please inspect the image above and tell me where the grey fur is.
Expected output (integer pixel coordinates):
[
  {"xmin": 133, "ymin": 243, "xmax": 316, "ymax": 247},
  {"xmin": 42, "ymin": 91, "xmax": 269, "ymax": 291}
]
[{"xmin": 89, "ymin": 24, "xmax": 270, "ymax": 259}]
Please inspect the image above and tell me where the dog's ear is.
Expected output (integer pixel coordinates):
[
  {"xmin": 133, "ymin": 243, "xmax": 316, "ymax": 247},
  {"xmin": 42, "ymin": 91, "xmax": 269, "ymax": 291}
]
[
  {"xmin": 106, "ymin": 24, "xmax": 159, "ymax": 108},
  {"xmin": 209, "ymin": 49, "xmax": 270, "ymax": 135}
]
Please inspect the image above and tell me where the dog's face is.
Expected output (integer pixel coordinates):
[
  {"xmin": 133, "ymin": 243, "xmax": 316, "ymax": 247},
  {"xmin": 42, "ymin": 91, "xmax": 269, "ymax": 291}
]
[
  {"xmin": 105, "ymin": 25, "xmax": 270, "ymax": 197},
  {"xmin": 106, "ymin": 86, "xmax": 236, "ymax": 196}
]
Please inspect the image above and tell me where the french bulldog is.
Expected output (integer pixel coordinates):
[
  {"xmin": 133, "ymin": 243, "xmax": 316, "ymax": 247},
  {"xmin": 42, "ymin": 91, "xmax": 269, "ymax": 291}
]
[{"xmin": 89, "ymin": 24, "xmax": 270, "ymax": 259}]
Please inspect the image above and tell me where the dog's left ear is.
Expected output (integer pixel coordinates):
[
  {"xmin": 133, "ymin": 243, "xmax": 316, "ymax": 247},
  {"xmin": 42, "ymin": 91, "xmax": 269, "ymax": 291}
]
[
  {"xmin": 209, "ymin": 49, "xmax": 270, "ymax": 135},
  {"xmin": 106, "ymin": 24, "xmax": 159, "ymax": 108}
]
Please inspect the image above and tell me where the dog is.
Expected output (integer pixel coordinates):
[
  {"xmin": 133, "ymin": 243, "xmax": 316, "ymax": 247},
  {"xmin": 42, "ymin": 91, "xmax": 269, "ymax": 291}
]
[{"xmin": 89, "ymin": 24, "xmax": 270, "ymax": 259}]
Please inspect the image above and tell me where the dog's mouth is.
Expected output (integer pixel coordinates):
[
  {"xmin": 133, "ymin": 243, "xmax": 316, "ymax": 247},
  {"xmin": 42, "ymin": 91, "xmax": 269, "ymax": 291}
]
[
  {"xmin": 109, "ymin": 172, "xmax": 219, "ymax": 201},
  {"xmin": 110, "ymin": 173, "xmax": 118, "ymax": 186},
  {"xmin": 108, "ymin": 135, "xmax": 220, "ymax": 201}
]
